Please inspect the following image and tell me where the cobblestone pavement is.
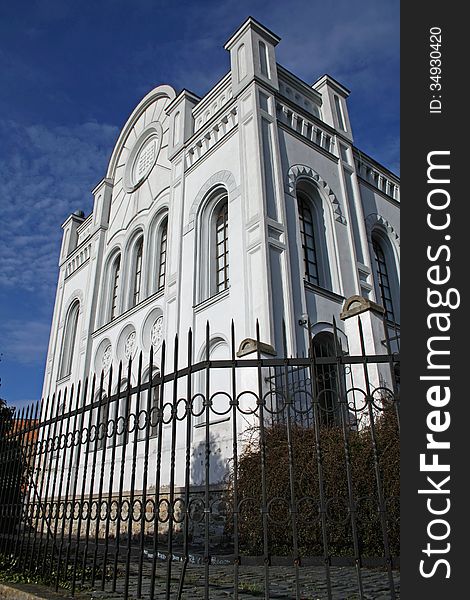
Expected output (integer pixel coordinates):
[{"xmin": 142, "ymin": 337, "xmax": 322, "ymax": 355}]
[{"xmin": 87, "ymin": 562, "xmax": 400, "ymax": 600}]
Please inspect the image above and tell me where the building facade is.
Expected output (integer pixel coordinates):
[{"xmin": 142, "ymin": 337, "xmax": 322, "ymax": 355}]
[{"xmin": 41, "ymin": 18, "xmax": 400, "ymax": 486}]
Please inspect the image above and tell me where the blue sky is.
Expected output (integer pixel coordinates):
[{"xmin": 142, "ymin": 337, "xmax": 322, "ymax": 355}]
[{"xmin": 0, "ymin": 0, "xmax": 399, "ymax": 408}]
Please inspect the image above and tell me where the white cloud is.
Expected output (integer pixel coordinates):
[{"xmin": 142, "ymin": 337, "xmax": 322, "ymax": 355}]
[
  {"xmin": 0, "ymin": 119, "xmax": 119, "ymax": 296},
  {"xmin": 0, "ymin": 319, "xmax": 51, "ymax": 365}
]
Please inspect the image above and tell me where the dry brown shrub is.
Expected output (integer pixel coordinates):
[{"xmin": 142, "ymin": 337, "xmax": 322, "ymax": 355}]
[{"xmin": 226, "ymin": 408, "xmax": 399, "ymax": 558}]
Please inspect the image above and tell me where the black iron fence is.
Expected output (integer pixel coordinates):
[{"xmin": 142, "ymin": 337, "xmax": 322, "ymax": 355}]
[{"xmin": 0, "ymin": 317, "xmax": 400, "ymax": 599}]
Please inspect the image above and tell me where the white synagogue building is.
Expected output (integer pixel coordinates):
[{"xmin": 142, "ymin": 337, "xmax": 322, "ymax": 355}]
[{"xmin": 40, "ymin": 17, "xmax": 400, "ymax": 486}]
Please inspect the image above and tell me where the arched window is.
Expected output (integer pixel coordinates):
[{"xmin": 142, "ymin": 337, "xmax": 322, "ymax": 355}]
[
  {"xmin": 157, "ymin": 218, "xmax": 167, "ymax": 292},
  {"xmin": 371, "ymin": 232, "xmax": 399, "ymax": 324},
  {"xmin": 237, "ymin": 44, "xmax": 247, "ymax": 81},
  {"xmin": 147, "ymin": 212, "xmax": 168, "ymax": 295},
  {"xmin": 59, "ymin": 301, "xmax": 80, "ymax": 379},
  {"xmin": 150, "ymin": 379, "xmax": 160, "ymax": 438},
  {"xmin": 115, "ymin": 379, "xmax": 131, "ymax": 446},
  {"xmin": 89, "ymin": 391, "xmax": 107, "ymax": 451},
  {"xmin": 173, "ymin": 111, "xmax": 181, "ymax": 146},
  {"xmin": 334, "ymin": 95, "xmax": 346, "ymax": 131},
  {"xmin": 110, "ymin": 254, "xmax": 121, "ymax": 321},
  {"xmin": 196, "ymin": 189, "xmax": 230, "ymax": 302},
  {"xmin": 298, "ymin": 194, "xmax": 320, "ymax": 286},
  {"xmin": 131, "ymin": 237, "xmax": 144, "ymax": 308},
  {"xmin": 259, "ymin": 41, "xmax": 270, "ymax": 78},
  {"xmin": 195, "ymin": 337, "xmax": 230, "ymax": 426},
  {"xmin": 214, "ymin": 200, "xmax": 229, "ymax": 293},
  {"xmin": 138, "ymin": 373, "xmax": 160, "ymax": 440},
  {"xmin": 296, "ymin": 186, "xmax": 331, "ymax": 290},
  {"xmin": 312, "ymin": 332, "xmax": 341, "ymax": 426}
]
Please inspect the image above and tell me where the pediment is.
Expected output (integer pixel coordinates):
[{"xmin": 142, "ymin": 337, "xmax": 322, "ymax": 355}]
[{"xmin": 106, "ymin": 85, "xmax": 176, "ymax": 237}]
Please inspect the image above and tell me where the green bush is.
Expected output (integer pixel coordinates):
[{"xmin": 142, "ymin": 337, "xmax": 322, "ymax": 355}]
[{"xmin": 226, "ymin": 408, "xmax": 399, "ymax": 559}]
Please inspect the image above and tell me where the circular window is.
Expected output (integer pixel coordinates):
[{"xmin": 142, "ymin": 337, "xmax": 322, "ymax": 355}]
[
  {"xmin": 141, "ymin": 308, "xmax": 163, "ymax": 353},
  {"xmin": 117, "ymin": 324, "xmax": 138, "ymax": 363},
  {"xmin": 151, "ymin": 316, "xmax": 164, "ymax": 348},
  {"xmin": 123, "ymin": 123, "xmax": 163, "ymax": 193},
  {"xmin": 94, "ymin": 338, "xmax": 113, "ymax": 375},
  {"xmin": 133, "ymin": 136, "xmax": 157, "ymax": 186}
]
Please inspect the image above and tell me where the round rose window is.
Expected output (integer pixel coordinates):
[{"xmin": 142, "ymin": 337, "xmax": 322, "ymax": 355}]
[{"xmin": 123, "ymin": 123, "xmax": 163, "ymax": 193}]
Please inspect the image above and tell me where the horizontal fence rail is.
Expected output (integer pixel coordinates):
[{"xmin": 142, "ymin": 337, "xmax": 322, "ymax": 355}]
[{"xmin": 0, "ymin": 317, "xmax": 400, "ymax": 599}]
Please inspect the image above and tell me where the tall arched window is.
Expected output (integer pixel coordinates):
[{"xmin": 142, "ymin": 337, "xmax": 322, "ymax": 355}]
[
  {"xmin": 110, "ymin": 254, "xmax": 121, "ymax": 321},
  {"xmin": 214, "ymin": 200, "xmax": 229, "ymax": 293},
  {"xmin": 115, "ymin": 379, "xmax": 131, "ymax": 446},
  {"xmin": 371, "ymin": 233, "xmax": 399, "ymax": 323},
  {"xmin": 312, "ymin": 332, "xmax": 341, "ymax": 426},
  {"xmin": 298, "ymin": 193, "xmax": 320, "ymax": 286},
  {"xmin": 259, "ymin": 41, "xmax": 270, "ymax": 78},
  {"xmin": 89, "ymin": 391, "xmax": 107, "ymax": 451},
  {"xmin": 196, "ymin": 188, "xmax": 230, "ymax": 302},
  {"xmin": 157, "ymin": 218, "xmax": 167, "ymax": 291},
  {"xmin": 195, "ymin": 337, "xmax": 230, "ymax": 427},
  {"xmin": 131, "ymin": 237, "xmax": 144, "ymax": 308},
  {"xmin": 138, "ymin": 373, "xmax": 160, "ymax": 440},
  {"xmin": 59, "ymin": 301, "xmax": 80, "ymax": 379},
  {"xmin": 237, "ymin": 44, "xmax": 247, "ymax": 81},
  {"xmin": 296, "ymin": 185, "xmax": 331, "ymax": 290}
]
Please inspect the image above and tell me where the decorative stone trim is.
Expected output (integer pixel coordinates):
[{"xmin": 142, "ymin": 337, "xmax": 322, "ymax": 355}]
[
  {"xmin": 64, "ymin": 243, "xmax": 92, "ymax": 278},
  {"xmin": 106, "ymin": 85, "xmax": 176, "ymax": 180},
  {"xmin": 365, "ymin": 213, "xmax": 400, "ymax": 248},
  {"xmin": 185, "ymin": 105, "xmax": 238, "ymax": 170},
  {"xmin": 193, "ymin": 74, "xmax": 233, "ymax": 132},
  {"xmin": 277, "ymin": 101, "xmax": 332, "ymax": 151},
  {"xmin": 237, "ymin": 338, "xmax": 276, "ymax": 357},
  {"xmin": 304, "ymin": 281, "xmax": 345, "ymax": 304},
  {"xmin": 354, "ymin": 154, "xmax": 400, "ymax": 201},
  {"xmin": 286, "ymin": 164, "xmax": 347, "ymax": 225},
  {"xmin": 340, "ymin": 295, "xmax": 385, "ymax": 321}
]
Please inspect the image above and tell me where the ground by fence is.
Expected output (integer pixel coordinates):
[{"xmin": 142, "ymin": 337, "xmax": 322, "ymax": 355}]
[{"xmin": 0, "ymin": 318, "xmax": 400, "ymax": 599}]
